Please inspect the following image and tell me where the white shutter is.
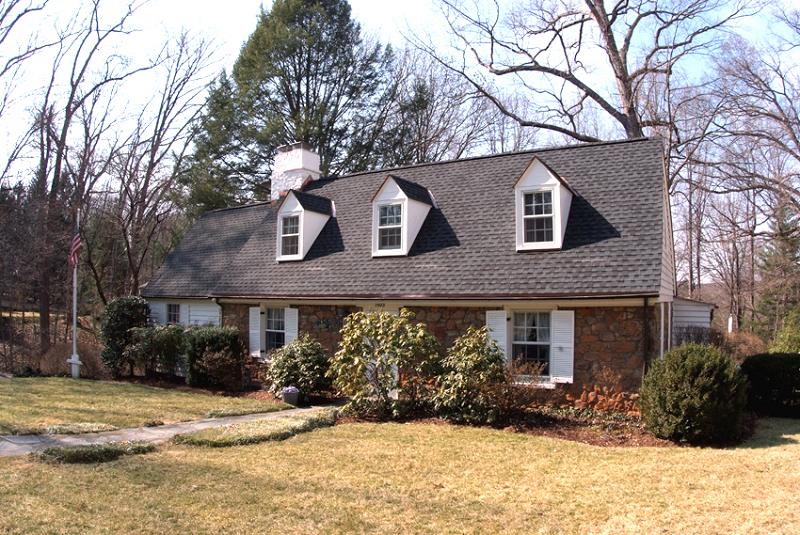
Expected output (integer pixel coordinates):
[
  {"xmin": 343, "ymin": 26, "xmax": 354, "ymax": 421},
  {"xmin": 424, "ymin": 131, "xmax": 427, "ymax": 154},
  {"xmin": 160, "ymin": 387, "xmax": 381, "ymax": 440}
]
[
  {"xmin": 485, "ymin": 310, "xmax": 508, "ymax": 362},
  {"xmin": 149, "ymin": 302, "xmax": 166, "ymax": 325},
  {"xmin": 284, "ymin": 307, "xmax": 298, "ymax": 344},
  {"xmin": 550, "ymin": 310, "xmax": 574, "ymax": 383},
  {"xmin": 179, "ymin": 303, "xmax": 190, "ymax": 326},
  {"xmin": 248, "ymin": 307, "xmax": 262, "ymax": 358}
]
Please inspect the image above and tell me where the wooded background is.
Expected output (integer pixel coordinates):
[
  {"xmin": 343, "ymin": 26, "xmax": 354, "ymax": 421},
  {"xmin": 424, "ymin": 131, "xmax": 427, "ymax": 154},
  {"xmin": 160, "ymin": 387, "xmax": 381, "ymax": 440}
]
[{"xmin": 1, "ymin": 0, "xmax": 798, "ymax": 364}]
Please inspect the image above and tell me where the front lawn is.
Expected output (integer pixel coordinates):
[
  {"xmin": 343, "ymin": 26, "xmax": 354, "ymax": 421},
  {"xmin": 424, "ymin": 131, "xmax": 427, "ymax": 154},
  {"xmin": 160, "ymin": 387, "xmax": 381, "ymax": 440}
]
[
  {"xmin": 0, "ymin": 378, "xmax": 288, "ymax": 434},
  {"xmin": 1, "ymin": 418, "xmax": 798, "ymax": 533}
]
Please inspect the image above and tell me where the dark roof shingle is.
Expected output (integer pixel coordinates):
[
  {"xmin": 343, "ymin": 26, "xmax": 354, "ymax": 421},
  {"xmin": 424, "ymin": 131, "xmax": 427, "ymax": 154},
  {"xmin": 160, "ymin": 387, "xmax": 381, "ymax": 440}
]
[{"xmin": 142, "ymin": 138, "xmax": 666, "ymax": 299}]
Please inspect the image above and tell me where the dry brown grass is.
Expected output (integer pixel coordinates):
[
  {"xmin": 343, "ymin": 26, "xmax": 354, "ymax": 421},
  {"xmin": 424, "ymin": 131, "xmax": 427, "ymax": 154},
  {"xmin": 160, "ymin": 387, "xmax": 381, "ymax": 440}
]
[{"xmin": 0, "ymin": 418, "xmax": 798, "ymax": 534}]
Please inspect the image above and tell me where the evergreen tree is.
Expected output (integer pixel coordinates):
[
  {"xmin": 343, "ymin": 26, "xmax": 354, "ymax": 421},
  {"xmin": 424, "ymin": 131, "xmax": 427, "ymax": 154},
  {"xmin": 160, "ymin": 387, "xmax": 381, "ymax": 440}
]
[{"xmin": 755, "ymin": 200, "xmax": 800, "ymax": 340}]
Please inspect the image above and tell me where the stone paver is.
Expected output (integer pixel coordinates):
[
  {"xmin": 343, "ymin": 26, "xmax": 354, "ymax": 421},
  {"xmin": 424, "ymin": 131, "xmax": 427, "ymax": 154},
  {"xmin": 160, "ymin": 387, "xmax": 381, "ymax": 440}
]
[{"xmin": 0, "ymin": 406, "xmax": 328, "ymax": 457}]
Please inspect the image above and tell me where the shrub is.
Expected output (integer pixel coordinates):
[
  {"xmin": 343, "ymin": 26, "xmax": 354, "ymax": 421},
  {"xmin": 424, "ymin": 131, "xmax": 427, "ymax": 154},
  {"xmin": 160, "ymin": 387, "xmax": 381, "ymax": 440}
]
[
  {"xmin": 640, "ymin": 344, "xmax": 748, "ymax": 445},
  {"xmin": 33, "ymin": 441, "xmax": 155, "ymax": 464},
  {"xmin": 265, "ymin": 333, "xmax": 329, "ymax": 401},
  {"xmin": 740, "ymin": 353, "xmax": 800, "ymax": 417},
  {"xmin": 328, "ymin": 310, "xmax": 440, "ymax": 419},
  {"xmin": 770, "ymin": 309, "xmax": 800, "ymax": 353},
  {"xmin": 184, "ymin": 326, "xmax": 246, "ymax": 391},
  {"xmin": 433, "ymin": 326, "xmax": 510, "ymax": 425},
  {"xmin": 125, "ymin": 324, "xmax": 185, "ymax": 377},
  {"xmin": 100, "ymin": 296, "xmax": 150, "ymax": 377}
]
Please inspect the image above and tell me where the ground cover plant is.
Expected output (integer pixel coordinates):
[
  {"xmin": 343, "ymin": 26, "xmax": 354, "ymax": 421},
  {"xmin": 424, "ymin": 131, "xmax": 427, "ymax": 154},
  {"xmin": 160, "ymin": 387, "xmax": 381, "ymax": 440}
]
[
  {"xmin": 33, "ymin": 442, "xmax": 155, "ymax": 464},
  {"xmin": 173, "ymin": 409, "xmax": 337, "ymax": 447},
  {"xmin": 0, "ymin": 418, "xmax": 798, "ymax": 534},
  {"xmin": 0, "ymin": 377, "xmax": 288, "ymax": 434}
]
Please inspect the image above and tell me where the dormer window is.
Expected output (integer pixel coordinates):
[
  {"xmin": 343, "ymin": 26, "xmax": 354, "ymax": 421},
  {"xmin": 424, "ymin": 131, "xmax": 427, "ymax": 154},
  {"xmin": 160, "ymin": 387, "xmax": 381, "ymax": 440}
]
[
  {"xmin": 523, "ymin": 191, "xmax": 554, "ymax": 243},
  {"xmin": 514, "ymin": 158, "xmax": 574, "ymax": 251},
  {"xmin": 281, "ymin": 215, "xmax": 300, "ymax": 256},
  {"xmin": 276, "ymin": 190, "xmax": 333, "ymax": 262},
  {"xmin": 371, "ymin": 175, "xmax": 434, "ymax": 257},
  {"xmin": 378, "ymin": 204, "xmax": 402, "ymax": 250}
]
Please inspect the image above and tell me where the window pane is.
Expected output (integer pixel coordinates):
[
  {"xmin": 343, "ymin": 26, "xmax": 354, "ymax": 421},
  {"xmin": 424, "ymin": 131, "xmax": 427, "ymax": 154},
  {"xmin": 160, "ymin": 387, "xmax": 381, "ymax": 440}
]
[
  {"xmin": 265, "ymin": 308, "xmax": 285, "ymax": 331},
  {"xmin": 379, "ymin": 227, "xmax": 402, "ymax": 249},
  {"xmin": 281, "ymin": 235, "xmax": 299, "ymax": 256},
  {"xmin": 167, "ymin": 303, "xmax": 180, "ymax": 324},
  {"xmin": 511, "ymin": 343, "xmax": 550, "ymax": 375},
  {"xmin": 282, "ymin": 215, "xmax": 299, "ymax": 235},
  {"xmin": 524, "ymin": 216, "xmax": 553, "ymax": 243},
  {"xmin": 524, "ymin": 191, "xmax": 552, "ymax": 216},
  {"xmin": 266, "ymin": 331, "xmax": 285, "ymax": 351},
  {"xmin": 379, "ymin": 204, "xmax": 402, "ymax": 226}
]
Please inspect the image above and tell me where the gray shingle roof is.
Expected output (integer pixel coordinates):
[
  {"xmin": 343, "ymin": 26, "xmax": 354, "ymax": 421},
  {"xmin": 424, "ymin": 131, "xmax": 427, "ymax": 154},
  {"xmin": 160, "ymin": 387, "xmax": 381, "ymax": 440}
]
[
  {"xmin": 387, "ymin": 175, "xmax": 434, "ymax": 205},
  {"xmin": 288, "ymin": 190, "xmax": 333, "ymax": 215},
  {"xmin": 142, "ymin": 138, "xmax": 666, "ymax": 299}
]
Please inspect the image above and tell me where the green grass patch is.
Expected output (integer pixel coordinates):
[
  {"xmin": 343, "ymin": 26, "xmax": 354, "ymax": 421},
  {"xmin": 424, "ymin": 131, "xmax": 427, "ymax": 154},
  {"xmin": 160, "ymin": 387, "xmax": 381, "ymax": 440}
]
[
  {"xmin": 173, "ymin": 409, "xmax": 337, "ymax": 447},
  {"xmin": 0, "ymin": 377, "xmax": 289, "ymax": 435},
  {"xmin": 32, "ymin": 441, "xmax": 156, "ymax": 464}
]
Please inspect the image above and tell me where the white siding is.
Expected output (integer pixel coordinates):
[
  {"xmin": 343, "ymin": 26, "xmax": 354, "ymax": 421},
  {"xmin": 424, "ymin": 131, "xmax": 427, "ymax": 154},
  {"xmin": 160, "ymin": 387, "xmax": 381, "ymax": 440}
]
[
  {"xmin": 659, "ymin": 173, "xmax": 676, "ymax": 302},
  {"xmin": 673, "ymin": 299, "xmax": 713, "ymax": 329},
  {"xmin": 187, "ymin": 302, "xmax": 220, "ymax": 326}
]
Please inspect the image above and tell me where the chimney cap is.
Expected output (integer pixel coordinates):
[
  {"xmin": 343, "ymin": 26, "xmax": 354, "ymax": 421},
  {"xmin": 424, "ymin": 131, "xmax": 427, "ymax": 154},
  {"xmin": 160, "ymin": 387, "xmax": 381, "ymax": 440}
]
[{"xmin": 277, "ymin": 141, "xmax": 316, "ymax": 154}]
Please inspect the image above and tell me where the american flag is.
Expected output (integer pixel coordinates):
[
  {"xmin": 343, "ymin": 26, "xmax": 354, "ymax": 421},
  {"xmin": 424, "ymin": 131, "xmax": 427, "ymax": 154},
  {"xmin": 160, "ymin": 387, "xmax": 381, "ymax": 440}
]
[{"xmin": 68, "ymin": 233, "xmax": 82, "ymax": 268}]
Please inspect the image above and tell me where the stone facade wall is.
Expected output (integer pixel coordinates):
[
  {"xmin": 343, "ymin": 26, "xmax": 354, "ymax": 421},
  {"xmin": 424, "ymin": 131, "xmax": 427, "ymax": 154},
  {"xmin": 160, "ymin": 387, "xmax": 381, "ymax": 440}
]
[
  {"xmin": 297, "ymin": 305, "xmax": 360, "ymax": 357},
  {"xmin": 221, "ymin": 303, "xmax": 250, "ymax": 346},
  {"xmin": 405, "ymin": 306, "xmax": 491, "ymax": 350}
]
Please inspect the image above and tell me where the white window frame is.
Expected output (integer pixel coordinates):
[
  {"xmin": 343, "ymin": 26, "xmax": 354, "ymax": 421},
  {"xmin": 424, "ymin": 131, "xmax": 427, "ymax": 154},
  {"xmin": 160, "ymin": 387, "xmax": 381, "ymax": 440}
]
[
  {"xmin": 277, "ymin": 212, "xmax": 302, "ymax": 261},
  {"xmin": 167, "ymin": 303, "xmax": 180, "ymax": 325},
  {"xmin": 264, "ymin": 307, "xmax": 286, "ymax": 354},
  {"xmin": 280, "ymin": 214, "xmax": 300, "ymax": 257},
  {"xmin": 518, "ymin": 187, "xmax": 557, "ymax": 249},
  {"xmin": 510, "ymin": 310, "xmax": 553, "ymax": 385},
  {"xmin": 375, "ymin": 202, "xmax": 403, "ymax": 253}
]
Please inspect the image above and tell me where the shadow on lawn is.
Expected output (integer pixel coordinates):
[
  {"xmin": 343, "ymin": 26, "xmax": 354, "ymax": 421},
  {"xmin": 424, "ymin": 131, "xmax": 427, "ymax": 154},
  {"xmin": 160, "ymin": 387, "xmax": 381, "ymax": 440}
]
[{"xmin": 735, "ymin": 418, "xmax": 800, "ymax": 449}]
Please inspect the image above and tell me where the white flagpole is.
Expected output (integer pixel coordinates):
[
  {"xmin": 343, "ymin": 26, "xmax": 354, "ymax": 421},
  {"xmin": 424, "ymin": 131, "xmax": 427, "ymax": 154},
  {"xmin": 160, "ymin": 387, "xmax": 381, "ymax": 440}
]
[{"xmin": 68, "ymin": 208, "xmax": 82, "ymax": 378}]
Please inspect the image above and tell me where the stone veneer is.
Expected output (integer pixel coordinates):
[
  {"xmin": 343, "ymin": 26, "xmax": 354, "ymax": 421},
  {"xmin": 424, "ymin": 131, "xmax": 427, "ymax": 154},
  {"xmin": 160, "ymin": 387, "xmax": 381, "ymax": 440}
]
[{"xmin": 221, "ymin": 301, "xmax": 659, "ymax": 392}]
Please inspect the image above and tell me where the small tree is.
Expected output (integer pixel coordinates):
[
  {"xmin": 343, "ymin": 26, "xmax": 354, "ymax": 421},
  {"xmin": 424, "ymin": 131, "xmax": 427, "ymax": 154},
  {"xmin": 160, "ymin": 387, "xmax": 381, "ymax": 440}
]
[
  {"xmin": 328, "ymin": 310, "xmax": 440, "ymax": 419},
  {"xmin": 125, "ymin": 325, "xmax": 186, "ymax": 377},
  {"xmin": 100, "ymin": 296, "xmax": 149, "ymax": 377},
  {"xmin": 184, "ymin": 326, "xmax": 246, "ymax": 391},
  {"xmin": 770, "ymin": 309, "xmax": 800, "ymax": 353},
  {"xmin": 266, "ymin": 333, "xmax": 329, "ymax": 401},
  {"xmin": 434, "ymin": 326, "xmax": 509, "ymax": 425}
]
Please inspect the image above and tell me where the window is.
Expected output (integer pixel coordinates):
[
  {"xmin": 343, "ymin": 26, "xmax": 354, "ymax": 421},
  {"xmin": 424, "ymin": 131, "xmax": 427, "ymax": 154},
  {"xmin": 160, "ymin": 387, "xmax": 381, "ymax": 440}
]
[
  {"xmin": 265, "ymin": 308, "xmax": 285, "ymax": 351},
  {"xmin": 281, "ymin": 215, "xmax": 300, "ymax": 256},
  {"xmin": 378, "ymin": 204, "xmax": 402, "ymax": 250},
  {"xmin": 512, "ymin": 312, "xmax": 551, "ymax": 375},
  {"xmin": 167, "ymin": 303, "xmax": 180, "ymax": 325},
  {"xmin": 523, "ymin": 191, "xmax": 554, "ymax": 243}
]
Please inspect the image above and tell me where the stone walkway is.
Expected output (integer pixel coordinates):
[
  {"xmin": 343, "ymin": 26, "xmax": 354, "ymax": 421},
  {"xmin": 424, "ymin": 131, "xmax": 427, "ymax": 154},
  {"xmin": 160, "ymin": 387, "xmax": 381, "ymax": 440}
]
[{"xmin": 0, "ymin": 406, "xmax": 328, "ymax": 457}]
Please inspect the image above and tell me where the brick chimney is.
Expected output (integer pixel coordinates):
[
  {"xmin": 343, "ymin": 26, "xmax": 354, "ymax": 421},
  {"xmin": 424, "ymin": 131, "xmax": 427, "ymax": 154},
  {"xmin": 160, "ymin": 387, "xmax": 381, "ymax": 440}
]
[{"xmin": 270, "ymin": 141, "xmax": 321, "ymax": 201}]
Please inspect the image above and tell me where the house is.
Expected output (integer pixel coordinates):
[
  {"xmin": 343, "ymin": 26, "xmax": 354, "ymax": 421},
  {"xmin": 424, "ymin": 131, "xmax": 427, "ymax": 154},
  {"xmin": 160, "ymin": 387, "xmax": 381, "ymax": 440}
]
[{"xmin": 142, "ymin": 138, "xmax": 680, "ymax": 391}]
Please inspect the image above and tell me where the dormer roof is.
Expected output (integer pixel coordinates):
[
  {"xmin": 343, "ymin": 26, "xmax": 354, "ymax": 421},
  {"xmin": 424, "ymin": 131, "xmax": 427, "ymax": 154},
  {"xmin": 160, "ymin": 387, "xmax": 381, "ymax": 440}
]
[
  {"xmin": 283, "ymin": 189, "xmax": 333, "ymax": 215},
  {"xmin": 382, "ymin": 175, "xmax": 434, "ymax": 205}
]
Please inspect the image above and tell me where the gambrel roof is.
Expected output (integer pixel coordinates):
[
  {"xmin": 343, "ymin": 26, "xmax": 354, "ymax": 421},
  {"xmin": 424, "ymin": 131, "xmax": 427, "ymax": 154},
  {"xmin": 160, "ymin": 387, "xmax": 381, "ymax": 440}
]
[{"xmin": 142, "ymin": 138, "xmax": 668, "ymax": 300}]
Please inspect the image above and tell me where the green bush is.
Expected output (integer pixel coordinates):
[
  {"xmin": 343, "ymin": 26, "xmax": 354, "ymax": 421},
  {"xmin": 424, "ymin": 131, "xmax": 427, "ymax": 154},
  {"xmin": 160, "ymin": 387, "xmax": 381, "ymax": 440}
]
[
  {"xmin": 740, "ymin": 353, "xmax": 800, "ymax": 417},
  {"xmin": 125, "ymin": 324, "xmax": 185, "ymax": 377},
  {"xmin": 184, "ymin": 326, "xmax": 246, "ymax": 391},
  {"xmin": 770, "ymin": 309, "xmax": 800, "ymax": 353},
  {"xmin": 265, "ymin": 333, "xmax": 329, "ymax": 401},
  {"xmin": 33, "ymin": 441, "xmax": 155, "ymax": 464},
  {"xmin": 640, "ymin": 344, "xmax": 748, "ymax": 445},
  {"xmin": 328, "ymin": 310, "xmax": 440, "ymax": 419},
  {"xmin": 100, "ymin": 296, "xmax": 150, "ymax": 377},
  {"xmin": 434, "ymin": 326, "xmax": 510, "ymax": 425}
]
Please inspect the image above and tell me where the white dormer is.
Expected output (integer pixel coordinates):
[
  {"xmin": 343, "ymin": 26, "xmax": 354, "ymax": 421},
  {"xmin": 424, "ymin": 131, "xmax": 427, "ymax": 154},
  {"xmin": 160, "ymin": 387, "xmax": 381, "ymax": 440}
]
[
  {"xmin": 372, "ymin": 175, "xmax": 433, "ymax": 257},
  {"xmin": 513, "ymin": 157, "xmax": 574, "ymax": 251},
  {"xmin": 276, "ymin": 190, "xmax": 332, "ymax": 261}
]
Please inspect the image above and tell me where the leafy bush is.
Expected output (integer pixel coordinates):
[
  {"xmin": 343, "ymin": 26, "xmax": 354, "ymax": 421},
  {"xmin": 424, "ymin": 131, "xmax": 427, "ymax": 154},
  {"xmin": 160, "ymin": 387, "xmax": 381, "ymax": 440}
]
[
  {"xmin": 328, "ymin": 310, "xmax": 440, "ymax": 419},
  {"xmin": 100, "ymin": 296, "xmax": 150, "ymax": 377},
  {"xmin": 770, "ymin": 309, "xmax": 800, "ymax": 353},
  {"xmin": 265, "ymin": 333, "xmax": 329, "ymax": 401},
  {"xmin": 125, "ymin": 324, "xmax": 185, "ymax": 377},
  {"xmin": 184, "ymin": 326, "xmax": 246, "ymax": 391},
  {"xmin": 640, "ymin": 344, "xmax": 748, "ymax": 445},
  {"xmin": 33, "ymin": 441, "xmax": 155, "ymax": 464},
  {"xmin": 740, "ymin": 353, "xmax": 800, "ymax": 417},
  {"xmin": 433, "ymin": 326, "xmax": 511, "ymax": 425},
  {"xmin": 173, "ymin": 409, "xmax": 337, "ymax": 447}
]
